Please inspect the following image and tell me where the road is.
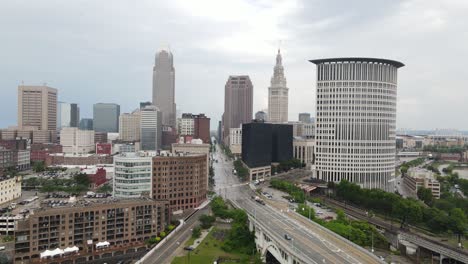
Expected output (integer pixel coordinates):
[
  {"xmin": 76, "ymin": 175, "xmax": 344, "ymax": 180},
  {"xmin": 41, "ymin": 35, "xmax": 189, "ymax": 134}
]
[
  {"xmin": 212, "ymin": 145, "xmax": 381, "ymax": 264},
  {"xmin": 141, "ymin": 207, "xmax": 210, "ymax": 264}
]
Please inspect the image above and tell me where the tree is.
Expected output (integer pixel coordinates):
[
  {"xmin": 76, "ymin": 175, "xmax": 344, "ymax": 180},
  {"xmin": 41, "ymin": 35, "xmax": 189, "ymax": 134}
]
[
  {"xmin": 417, "ymin": 187, "xmax": 434, "ymax": 205},
  {"xmin": 448, "ymin": 208, "xmax": 467, "ymax": 246},
  {"xmin": 199, "ymin": 214, "xmax": 216, "ymax": 229},
  {"xmin": 33, "ymin": 161, "xmax": 46, "ymax": 172},
  {"xmin": 400, "ymin": 166, "xmax": 409, "ymax": 175},
  {"xmin": 96, "ymin": 184, "xmax": 112, "ymax": 193},
  {"xmin": 74, "ymin": 173, "xmax": 90, "ymax": 187},
  {"xmin": 192, "ymin": 226, "xmax": 201, "ymax": 239}
]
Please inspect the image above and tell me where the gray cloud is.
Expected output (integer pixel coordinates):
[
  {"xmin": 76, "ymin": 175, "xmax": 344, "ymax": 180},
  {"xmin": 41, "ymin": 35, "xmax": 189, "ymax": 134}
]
[{"xmin": 0, "ymin": 0, "xmax": 467, "ymax": 130}]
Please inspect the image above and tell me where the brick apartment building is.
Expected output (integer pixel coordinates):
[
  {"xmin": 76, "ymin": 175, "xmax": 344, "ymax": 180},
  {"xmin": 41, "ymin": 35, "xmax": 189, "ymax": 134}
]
[
  {"xmin": 14, "ymin": 198, "xmax": 170, "ymax": 264},
  {"xmin": 152, "ymin": 153, "xmax": 207, "ymax": 213}
]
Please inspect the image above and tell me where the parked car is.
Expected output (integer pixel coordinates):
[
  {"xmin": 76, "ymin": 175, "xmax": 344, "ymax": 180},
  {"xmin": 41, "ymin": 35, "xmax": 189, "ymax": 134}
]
[{"xmin": 284, "ymin": 234, "xmax": 292, "ymax": 240}]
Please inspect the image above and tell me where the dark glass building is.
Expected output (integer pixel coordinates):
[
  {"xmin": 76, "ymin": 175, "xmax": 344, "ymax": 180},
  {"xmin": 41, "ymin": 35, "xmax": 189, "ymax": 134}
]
[
  {"xmin": 242, "ymin": 122, "xmax": 292, "ymax": 168},
  {"xmin": 79, "ymin": 118, "xmax": 93, "ymax": 130},
  {"xmin": 93, "ymin": 103, "xmax": 120, "ymax": 133}
]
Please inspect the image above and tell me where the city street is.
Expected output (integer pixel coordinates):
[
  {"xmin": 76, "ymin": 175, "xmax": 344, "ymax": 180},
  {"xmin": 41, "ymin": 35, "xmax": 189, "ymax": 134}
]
[
  {"xmin": 140, "ymin": 207, "xmax": 210, "ymax": 264},
  {"xmin": 212, "ymin": 145, "xmax": 381, "ymax": 264}
]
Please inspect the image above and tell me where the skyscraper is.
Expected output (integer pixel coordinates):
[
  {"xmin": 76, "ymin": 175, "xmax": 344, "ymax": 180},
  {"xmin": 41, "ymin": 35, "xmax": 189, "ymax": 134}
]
[
  {"xmin": 57, "ymin": 102, "xmax": 80, "ymax": 129},
  {"xmin": 152, "ymin": 49, "xmax": 176, "ymax": 127},
  {"xmin": 298, "ymin": 113, "xmax": 311, "ymax": 123},
  {"xmin": 79, "ymin": 118, "xmax": 93, "ymax": 130},
  {"xmin": 119, "ymin": 110, "xmax": 141, "ymax": 142},
  {"xmin": 18, "ymin": 85, "xmax": 57, "ymax": 131},
  {"xmin": 222, "ymin": 76, "xmax": 253, "ymax": 144},
  {"xmin": 140, "ymin": 105, "xmax": 162, "ymax": 151},
  {"xmin": 268, "ymin": 49, "xmax": 288, "ymax": 123},
  {"xmin": 93, "ymin": 103, "xmax": 120, "ymax": 133},
  {"xmin": 310, "ymin": 57, "xmax": 404, "ymax": 190}
]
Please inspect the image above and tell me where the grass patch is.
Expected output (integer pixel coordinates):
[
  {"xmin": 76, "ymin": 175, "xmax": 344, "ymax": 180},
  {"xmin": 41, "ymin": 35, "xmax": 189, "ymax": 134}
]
[{"xmin": 172, "ymin": 228, "xmax": 250, "ymax": 264}]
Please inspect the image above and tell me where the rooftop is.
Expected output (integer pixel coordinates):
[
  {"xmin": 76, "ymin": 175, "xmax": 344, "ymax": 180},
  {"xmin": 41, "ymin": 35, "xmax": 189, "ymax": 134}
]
[{"xmin": 309, "ymin": 57, "xmax": 404, "ymax": 68}]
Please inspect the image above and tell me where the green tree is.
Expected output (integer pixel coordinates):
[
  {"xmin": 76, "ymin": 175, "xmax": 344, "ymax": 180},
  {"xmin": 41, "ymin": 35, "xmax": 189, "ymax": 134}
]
[
  {"xmin": 417, "ymin": 187, "xmax": 434, "ymax": 205},
  {"xmin": 199, "ymin": 214, "xmax": 216, "ymax": 229},
  {"xmin": 448, "ymin": 208, "xmax": 467, "ymax": 245},
  {"xmin": 74, "ymin": 173, "xmax": 90, "ymax": 187},
  {"xmin": 96, "ymin": 184, "xmax": 112, "ymax": 193},
  {"xmin": 33, "ymin": 161, "xmax": 46, "ymax": 172},
  {"xmin": 400, "ymin": 165, "xmax": 409, "ymax": 175},
  {"xmin": 192, "ymin": 226, "xmax": 202, "ymax": 239}
]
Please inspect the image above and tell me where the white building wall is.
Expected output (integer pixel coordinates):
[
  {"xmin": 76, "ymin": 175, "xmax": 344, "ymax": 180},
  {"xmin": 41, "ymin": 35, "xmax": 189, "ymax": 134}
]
[
  {"xmin": 0, "ymin": 176, "xmax": 22, "ymax": 206},
  {"xmin": 60, "ymin": 127, "xmax": 95, "ymax": 154},
  {"xmin": 229, "ymin": 127, "xmax": 242, "ymax": 155},
  {"xmin": 312, "ymin": 59, "xmax": 402, "ymax": 191},
  {"xmin": 119, "ymin": 110, "xmax": 141, "ymax": 141},
  {"xmin": 113, "ymin": 153, "xmax": 152, "ymax": 198}
]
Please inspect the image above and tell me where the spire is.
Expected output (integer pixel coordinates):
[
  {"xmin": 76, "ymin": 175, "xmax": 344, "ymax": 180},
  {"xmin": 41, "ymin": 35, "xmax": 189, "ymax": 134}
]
[{"xmin": 271, "ymin": 49, "xmax": 286, "ymax": 87}]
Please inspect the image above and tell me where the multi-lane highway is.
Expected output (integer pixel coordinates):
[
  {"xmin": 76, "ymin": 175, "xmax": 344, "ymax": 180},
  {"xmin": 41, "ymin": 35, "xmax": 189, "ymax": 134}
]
[{"xmin": 212, "ymin": 145, "xmax": 381, "ymax": 264}]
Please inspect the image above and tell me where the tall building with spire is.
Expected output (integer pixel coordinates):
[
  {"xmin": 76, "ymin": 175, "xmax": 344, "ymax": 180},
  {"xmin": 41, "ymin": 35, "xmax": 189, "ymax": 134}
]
[
  {"xmin": 152, "ymin": 49, "xmax": 176, "ymax": 127},
  {"xmin": 268, "ymin": 49, "xmax": 289, "ymax": 123}
]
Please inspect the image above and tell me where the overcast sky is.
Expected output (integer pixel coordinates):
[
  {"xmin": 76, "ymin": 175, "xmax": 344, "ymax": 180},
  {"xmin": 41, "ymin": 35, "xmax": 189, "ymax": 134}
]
[{"xmin": 1, "ymin": 0, "xmax": 467, "ymax": 130}]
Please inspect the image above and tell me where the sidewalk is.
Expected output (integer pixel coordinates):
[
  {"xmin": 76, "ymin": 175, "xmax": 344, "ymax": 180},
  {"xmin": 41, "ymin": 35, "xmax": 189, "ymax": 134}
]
[{"xmin": 188, "ymin": 227, "xmax": 213, "ymax": 249}]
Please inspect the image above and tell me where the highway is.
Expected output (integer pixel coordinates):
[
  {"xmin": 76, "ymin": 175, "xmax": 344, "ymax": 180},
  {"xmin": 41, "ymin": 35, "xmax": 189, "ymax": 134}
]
[{"xmin": 212, "ymin": 145, "xmax": 381, "ymax": 264}]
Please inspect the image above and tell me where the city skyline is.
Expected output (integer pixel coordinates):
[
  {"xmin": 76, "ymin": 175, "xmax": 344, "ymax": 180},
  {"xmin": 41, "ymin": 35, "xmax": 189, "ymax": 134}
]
[{"xmin": 1, "ymin": 1, "xmax": 468, "ymax": 130}]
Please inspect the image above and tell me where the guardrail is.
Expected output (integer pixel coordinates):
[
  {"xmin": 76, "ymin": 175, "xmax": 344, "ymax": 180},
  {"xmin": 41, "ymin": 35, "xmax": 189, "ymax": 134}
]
[
  {"xmin": 229, "ymin": 199, "xmax": 315, "ymax": 264},
  {"xmin": 399, "ymin": 233, "xmax": 468, "ymax": 263},
  {"xmin": 285, "ymin": 206, "xmax": 385, "ymax": 263}
]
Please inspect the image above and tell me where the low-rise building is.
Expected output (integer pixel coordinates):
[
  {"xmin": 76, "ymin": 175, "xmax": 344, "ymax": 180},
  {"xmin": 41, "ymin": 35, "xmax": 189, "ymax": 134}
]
[
  {"xmin": 293, "ymin": 137, "xmax": 315, "ymax": 169},
  {"xmin": 45, "ymin": 153, "xmax": 113, "ymax": 166},
  {"xmin": 403, "ymin": 168, "xmax": 441, "ymax": 199},
  {"xmin": 60, "ymin": 127, "xmax": 95, "ymax": 154},
  {"xmin": 81, "ymin": 167, "xmax": 107, "ymax": 188},
  {"xmin": 15, "ymin": 150, "xmax": 31, "ymax": 171},
  {"xmin": 13, "ymin": 198, "xmax": 169, "ymax": 264},
  {"xmin": 0, "ymin": 176, "xmax": 22, "ymax": 206},
  {"xmin": 30, "ymin": 143, "xmax": 63, "ymax": 162}
]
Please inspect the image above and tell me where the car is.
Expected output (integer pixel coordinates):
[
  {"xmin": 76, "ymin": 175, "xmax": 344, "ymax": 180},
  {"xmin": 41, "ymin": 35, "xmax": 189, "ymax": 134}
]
[
  {"xmin": 284, "ymin": 234, "xmax": 292, "ymax": 240},
  {"xmin": 184, "ymin": 246, "xmax": 194, "ymax": 251}
]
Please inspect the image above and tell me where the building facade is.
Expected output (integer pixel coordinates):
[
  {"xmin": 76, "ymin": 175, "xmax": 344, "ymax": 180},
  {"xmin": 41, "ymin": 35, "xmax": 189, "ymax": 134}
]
[
  {"xmin": 152, "ymin": 50, "xmax": 176, "ymax": 127},
  {"xmin": 293, "ymin": 137, "xmax": 315, "ymax": 169},
  {"xmin": 268, "ymin": 50, "xmax": 288, "ymax": 123},
  {"xmin": 60, "ymin": 127, "xmax": 95, "ymax": 154},
  {"xmin": 229, "ymin": 127, "xmax": 242, "ymax": 155},
  {"xmin": 140, "ymin": 105, "xmax": 162, "ymax": 151},
  {"xmin": 298, "ymin": 113, "xmax": 311, "ymax": 123},
  {"xmin": 404, "ymin": 168, "xmax": 441, "ymax": 199},
  {"xmin": 57, "ymin": 102, "xmax": 80, "ymax": 129},
  {"xmin": 119, "ymin": 110, "xmax": 141, "ymax": 142},
  {"xmin": 13, "ymin": 198, "xmax": 169, "ymax": 264},
  {"xmin": 93, "ymin": 103, "xmax": 120, "ymax": 133},
  {"xmin": 18, "ymin": 85, "xmax": 57, "ymax": 131},
  {"xmin": 113, "ymin": 152, "xmax": 153, "ymax": 198},
  {"xmin": 0, "ymin": 176, "xmax": 22, "ymax": 205},
  {"xmin": 222, "ymin": 76, "xmax": 253, "ymax": 144},
  {"xmin": 310, "ymin": 57, "xmax": 404, "ymax": 190},
  {"xmin": 152, "ymin": 153, "xmax": 207, "ymax": 213},
  {"xmin": 79, "ymin": 118, "xmax": 93, "ymax": 130},
  {"xmin": 177, "ymin": 113, "xmax": 210, "ymax": 144}
]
